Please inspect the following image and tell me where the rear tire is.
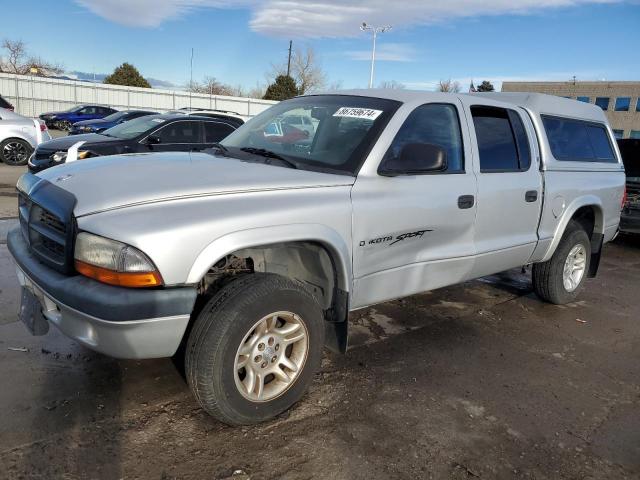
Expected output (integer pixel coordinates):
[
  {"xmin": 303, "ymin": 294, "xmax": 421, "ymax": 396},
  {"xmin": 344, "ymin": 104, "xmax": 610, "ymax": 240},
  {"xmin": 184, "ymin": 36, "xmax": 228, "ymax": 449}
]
[
  {"xmin": 185, "ymin": 273, "xmax": 325, "ymax": 425},
  {"xmin": 532, "ymin": 221, "xmax": 591, "ymax": 304},
  {"xmin": 0, "ymin": 138, "xmax": 32, "ymax": 166}
]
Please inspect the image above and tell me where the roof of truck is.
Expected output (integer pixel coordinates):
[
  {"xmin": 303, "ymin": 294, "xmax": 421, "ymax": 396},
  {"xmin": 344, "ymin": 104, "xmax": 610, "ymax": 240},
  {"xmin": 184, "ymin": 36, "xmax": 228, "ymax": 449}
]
[{"xmin": 314, "ymin": 89, "xmax": 608, "ymax": 124}]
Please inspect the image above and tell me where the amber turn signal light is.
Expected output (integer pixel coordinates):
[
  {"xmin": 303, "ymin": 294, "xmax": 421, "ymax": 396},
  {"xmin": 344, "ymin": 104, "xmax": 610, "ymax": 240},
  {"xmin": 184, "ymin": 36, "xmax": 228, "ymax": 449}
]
[{"xmin": 75, "ymin": 260, "xmax": 163, "ymax": 288}]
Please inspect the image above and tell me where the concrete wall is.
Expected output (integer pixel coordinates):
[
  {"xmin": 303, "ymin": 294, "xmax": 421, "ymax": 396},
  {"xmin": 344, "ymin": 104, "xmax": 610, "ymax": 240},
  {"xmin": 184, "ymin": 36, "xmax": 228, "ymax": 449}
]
[
  {"xmin": 0, "ymin": 72, "xmax": 277, "ymax": 118},
  {"xmin": 502, "ymin": 81, "xmax": 640, "ymax": 139}
]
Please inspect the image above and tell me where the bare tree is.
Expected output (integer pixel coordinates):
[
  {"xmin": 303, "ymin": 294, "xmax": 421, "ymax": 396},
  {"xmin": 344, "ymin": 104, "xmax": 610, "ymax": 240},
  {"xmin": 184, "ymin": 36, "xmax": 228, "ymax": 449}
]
[
  {"xmin": 1, "ymin": 39, "xmax": 26, "ymax": 73},
  {"xmin": 186, "ymin": 76, "xmax": 234, "ymax": 96},
  {"xmin": 327, "ymin": 79, "xmax": 344, "ymax": 91},
  {"xmin": 437, "ymin": 79, "xmax": 461, "ymax": 93},
  {"xmin": 270, "ymin": 46, "xmax": 326, "ymax": 94},
  {"xmin": 379, "ymin": 80, "xmax": 406, "ymax": 89},
  {"xmin": 1, "ymin": 39, "xmax": 63, "ymax": 76}
]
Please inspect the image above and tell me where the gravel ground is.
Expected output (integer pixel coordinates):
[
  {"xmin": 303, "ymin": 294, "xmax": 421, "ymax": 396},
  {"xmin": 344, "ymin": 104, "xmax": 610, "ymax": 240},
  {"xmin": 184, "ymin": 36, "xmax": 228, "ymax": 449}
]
[{"xmin": 0, "ymin": 233, "xmax": 639, "ymax": 479}]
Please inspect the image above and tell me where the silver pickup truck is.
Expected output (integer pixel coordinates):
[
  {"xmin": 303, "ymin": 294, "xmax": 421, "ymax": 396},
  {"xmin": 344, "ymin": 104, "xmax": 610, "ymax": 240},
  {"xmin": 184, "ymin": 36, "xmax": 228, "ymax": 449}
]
[{"xmin": 8, "ymin": 90, "xmax": 625, "ymax": 425}]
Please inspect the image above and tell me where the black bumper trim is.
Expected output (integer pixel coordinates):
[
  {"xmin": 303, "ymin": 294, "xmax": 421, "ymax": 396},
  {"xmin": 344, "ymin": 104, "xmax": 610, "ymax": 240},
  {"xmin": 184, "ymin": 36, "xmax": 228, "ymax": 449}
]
[{"xmin": 7, "ymin": 228, "xmax": 197, "ymax": 321}]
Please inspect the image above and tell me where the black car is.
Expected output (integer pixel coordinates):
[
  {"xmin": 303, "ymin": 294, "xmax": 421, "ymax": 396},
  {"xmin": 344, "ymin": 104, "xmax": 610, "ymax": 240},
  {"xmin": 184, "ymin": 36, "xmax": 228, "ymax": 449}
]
[
  {"xmin": 0, "ymin": 94, "xmax": 14, "ymax": 111},
  {"xmin": 28, "ymin": 114, "xmax": 242, "ymax": 172},
  {"xmin": 69, "ymin": 109, "xmax": 159, "ymax": 135},
  {"xmin": 618, "ymin": 138, "xmax": 640, "ymax": 234}
]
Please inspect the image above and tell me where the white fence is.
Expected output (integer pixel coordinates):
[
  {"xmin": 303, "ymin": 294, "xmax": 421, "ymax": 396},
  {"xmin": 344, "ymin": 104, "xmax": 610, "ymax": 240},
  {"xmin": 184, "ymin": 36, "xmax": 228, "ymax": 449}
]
[{"xmin": 0, "ymin": 72, "xmax": 277, "ymax": 118}]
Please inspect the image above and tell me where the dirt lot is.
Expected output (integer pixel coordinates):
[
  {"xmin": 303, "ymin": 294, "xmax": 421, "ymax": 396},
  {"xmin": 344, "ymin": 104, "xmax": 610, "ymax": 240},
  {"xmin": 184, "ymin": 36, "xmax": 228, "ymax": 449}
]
[{"xmin": 0, "ymin": 230, "xmax": 639, "ymax": 479}]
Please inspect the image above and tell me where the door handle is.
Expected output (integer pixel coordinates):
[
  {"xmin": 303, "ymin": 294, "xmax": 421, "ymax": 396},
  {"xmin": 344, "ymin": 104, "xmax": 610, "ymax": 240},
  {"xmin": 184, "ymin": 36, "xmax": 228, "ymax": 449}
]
[
  {"xmin": 525, "ymin": 190, "xmax": 538, "ymax": 202},
  {"xmin": 458, "ymin": 195, "xmax": 475, "ymax": 209}
]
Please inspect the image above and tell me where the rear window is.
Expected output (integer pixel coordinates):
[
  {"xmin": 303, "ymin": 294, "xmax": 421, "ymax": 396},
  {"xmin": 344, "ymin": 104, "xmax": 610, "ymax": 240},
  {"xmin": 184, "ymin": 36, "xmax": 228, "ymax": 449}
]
[{"xmin": 542, "ymin": 115, "xmax": 616, "ymax": 163}]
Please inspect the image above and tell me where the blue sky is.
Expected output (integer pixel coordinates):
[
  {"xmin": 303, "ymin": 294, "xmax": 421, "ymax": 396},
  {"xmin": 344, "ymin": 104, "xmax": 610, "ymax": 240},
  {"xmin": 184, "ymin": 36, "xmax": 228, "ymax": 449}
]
[{"xmin": 2, "ymin": 0, "xmax": 639, "ymax": 91}]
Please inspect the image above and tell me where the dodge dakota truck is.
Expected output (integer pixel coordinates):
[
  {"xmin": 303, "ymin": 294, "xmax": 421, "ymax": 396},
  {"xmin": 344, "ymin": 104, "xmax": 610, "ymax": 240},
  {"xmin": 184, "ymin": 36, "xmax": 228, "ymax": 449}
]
[{"xmin": 8, "ymin": 91, "xmax": 625, "ymax": 425}]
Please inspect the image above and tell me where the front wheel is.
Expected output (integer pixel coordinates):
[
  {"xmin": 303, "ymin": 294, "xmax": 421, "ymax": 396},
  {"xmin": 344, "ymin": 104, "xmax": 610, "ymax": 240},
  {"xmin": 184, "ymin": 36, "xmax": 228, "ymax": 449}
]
[
  {"xmin": 185, "ymin": 273, "xmax": 325, "ymax": 425},
  {"xmin": 0, "ymin": 138, "xmax": 32, "ymax": 166},
  {"xmin": 532, "ymin": 221, "xmax": 591, "ymax": 304}
]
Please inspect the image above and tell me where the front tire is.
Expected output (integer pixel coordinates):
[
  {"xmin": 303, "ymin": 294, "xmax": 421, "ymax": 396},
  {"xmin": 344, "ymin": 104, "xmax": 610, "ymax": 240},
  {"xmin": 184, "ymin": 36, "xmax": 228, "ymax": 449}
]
[
  {"xmin": 185, "ymin": 273, "xmax": 325, "ymax": 425},
  {"xmin": 0, "ymin": 138, "xmax": 32, "ymax": 166},
  {"xmin": 532, "ymin": 221, "xmax": 591, "ymax": 304}
]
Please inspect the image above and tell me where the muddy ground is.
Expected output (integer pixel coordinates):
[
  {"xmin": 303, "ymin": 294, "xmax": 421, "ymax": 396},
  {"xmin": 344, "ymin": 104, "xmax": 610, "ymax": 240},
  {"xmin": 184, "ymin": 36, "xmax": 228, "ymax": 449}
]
[{"xmin": 0, "ymin": 233, "xmax": 639, "ymax": 480}]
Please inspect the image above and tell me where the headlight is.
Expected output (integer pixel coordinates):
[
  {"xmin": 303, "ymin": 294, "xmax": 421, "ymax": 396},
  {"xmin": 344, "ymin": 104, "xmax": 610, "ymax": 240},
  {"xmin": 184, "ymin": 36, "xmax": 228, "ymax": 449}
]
[
  {"xmin": 74, "ymin": 232, "xmax": 163, "ymax": 287},
  {"xmin": 51, "ymin": 151, "xmax": 67, "ymax": 163}
]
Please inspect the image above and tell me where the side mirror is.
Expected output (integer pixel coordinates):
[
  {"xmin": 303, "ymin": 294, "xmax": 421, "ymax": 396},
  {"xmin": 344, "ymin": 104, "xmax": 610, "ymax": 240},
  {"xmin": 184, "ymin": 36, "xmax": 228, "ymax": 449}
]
[
  {"xmin": 145, "ymin": 135, "xmax": 161, "ymax": 145},
  {"xmin": 379, "ymin": 143, "xmax": 447, "ymax": 176}
]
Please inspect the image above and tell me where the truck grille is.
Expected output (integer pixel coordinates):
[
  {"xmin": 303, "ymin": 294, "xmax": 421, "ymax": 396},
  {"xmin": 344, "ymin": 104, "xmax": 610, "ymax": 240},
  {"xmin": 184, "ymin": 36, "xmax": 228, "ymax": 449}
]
[{"xmin": 18, "ymin": 188, "xmax": 75, "ymax": 274}]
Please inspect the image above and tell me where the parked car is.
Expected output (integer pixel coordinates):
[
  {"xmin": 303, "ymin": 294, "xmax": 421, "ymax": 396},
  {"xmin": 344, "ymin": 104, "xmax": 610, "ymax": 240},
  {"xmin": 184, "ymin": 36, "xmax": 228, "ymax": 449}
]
[
  {"xmin": 28, "ymin": 113, "xmax": 240, "ymax": 172},
  {"xmin": 69, "ymin": 109, "xmax": 159, "ymax": 135},
  {"xmin": 0, "ymin": 94, "xmax": 15, "ymax": 111},
  {"xmin": 39, "ymin": 105, "xmax": 118, "ymax": 130},
  {"xmin": 168, "ymin": 108, "xmax": 247, "ymax": 125},
  {"xmin": 0, "ymin": 108, "xmax": 51, "ymax": 166},
  {"xmin": 617, "ymin": 138, "xmax": 640, "ymax": 233},
  {"xmin": 281, "ymin": 113, "xmax": 315, "ymax": 137},
  {"xmin": 9, "ymin": 91, "xmax": 624, "ymax": 426}
]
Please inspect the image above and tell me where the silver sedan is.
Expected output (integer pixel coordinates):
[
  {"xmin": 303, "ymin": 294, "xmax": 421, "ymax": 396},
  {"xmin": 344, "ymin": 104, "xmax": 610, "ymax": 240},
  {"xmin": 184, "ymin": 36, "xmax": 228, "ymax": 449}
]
[{"xmin": 0, "ymin": 108, "xmax": 52, "ymax": 166}]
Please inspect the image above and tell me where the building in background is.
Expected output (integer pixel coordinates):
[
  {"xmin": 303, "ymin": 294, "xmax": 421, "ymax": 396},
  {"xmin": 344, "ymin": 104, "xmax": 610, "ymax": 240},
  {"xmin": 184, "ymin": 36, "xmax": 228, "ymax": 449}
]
[{"xmin": 501, "ymin": 81, "xmax": 640, "ymax": 139}]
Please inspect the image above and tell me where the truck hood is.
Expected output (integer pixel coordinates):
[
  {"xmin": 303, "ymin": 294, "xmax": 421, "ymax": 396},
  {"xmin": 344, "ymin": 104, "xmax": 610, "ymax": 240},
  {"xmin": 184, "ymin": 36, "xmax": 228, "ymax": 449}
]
[
  {"xmin": 36, "ymin": 133, "xmax": 119, "ymax": 152},
  {"xmin": 35, "ymin": 151, "xmax": 354, "ymax": 217}
]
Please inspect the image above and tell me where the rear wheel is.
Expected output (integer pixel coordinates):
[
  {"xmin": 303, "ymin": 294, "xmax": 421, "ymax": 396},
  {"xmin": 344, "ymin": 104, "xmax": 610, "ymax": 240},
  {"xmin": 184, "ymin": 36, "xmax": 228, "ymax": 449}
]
[
  {"xmin": 532, "ymin": 221, "xmax": 591, "ymax": 304},
  {"xmin": 185, "ymin": 273, "xmax": 325, "ymax": 425},
  {"xmin": 0, "ymin": 138, "xmax": 32, "ymax": 166}
]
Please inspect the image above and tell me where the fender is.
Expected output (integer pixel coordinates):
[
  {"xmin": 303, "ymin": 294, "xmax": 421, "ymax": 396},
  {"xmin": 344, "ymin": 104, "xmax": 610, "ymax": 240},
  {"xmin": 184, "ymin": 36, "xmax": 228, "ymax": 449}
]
[
  {"xmin": 185, "ymin": 223, "xmax": 353, "ymax": 294},
  {"xmin": 3, "ymin": 134, "xmax": 36, "ymax": 150},
  {"xmin": 539, "ymin": 194, "xmax": 604, "ymax": 263}
]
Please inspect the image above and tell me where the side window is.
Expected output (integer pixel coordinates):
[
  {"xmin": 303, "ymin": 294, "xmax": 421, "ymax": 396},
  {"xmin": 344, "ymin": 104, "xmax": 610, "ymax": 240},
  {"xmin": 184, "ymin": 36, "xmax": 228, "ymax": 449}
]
[
  {"xmin": 380, "ymin": 103, "xmax": 464, "ymax": 173},
  {"xmin": 542, "ymin": 115, "xmax": 616, "ymax": 162},
  {"xmin": 80, "ymin": 106, "xmax": 96, "ymax": 115},
  {"xmin": 471, "ymin": 106, "xmax": 530, "ymax": 172},
  {"xmin": 156, "ymin": 121, "xmax": 201, "ymax": 143},
  {"xmin": 204, "ymin": 122, "xmax": 235, "ymax": 142}
]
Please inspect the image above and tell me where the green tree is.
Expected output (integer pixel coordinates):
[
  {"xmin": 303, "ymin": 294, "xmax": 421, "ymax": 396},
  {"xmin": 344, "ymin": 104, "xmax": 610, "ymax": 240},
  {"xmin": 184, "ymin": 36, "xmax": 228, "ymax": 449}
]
[
  {"xmin": 263, "ymin": 75, "xmax": 299, "ymax": 101},
  {"xmin": 476, "ymin": 80, "xmax": 495, "ymax": 92},
  {"xmin": 104, "ymin": 63, "xmax": 151, "ymax": 88}
]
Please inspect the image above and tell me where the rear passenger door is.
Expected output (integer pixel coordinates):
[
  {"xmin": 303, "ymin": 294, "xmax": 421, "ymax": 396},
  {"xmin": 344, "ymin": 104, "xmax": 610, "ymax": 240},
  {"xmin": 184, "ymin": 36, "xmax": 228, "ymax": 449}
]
[{"xmin": 462, "ymin": 100, "xmax": 543, "ymax": 278}]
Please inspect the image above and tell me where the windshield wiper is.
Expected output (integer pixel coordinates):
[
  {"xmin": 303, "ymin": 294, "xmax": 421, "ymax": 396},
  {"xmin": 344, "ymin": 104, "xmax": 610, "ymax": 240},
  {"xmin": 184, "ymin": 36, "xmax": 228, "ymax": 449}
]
[{"xmin": 239, "ymin": 147, "xmax": 298, "ymax": 169}]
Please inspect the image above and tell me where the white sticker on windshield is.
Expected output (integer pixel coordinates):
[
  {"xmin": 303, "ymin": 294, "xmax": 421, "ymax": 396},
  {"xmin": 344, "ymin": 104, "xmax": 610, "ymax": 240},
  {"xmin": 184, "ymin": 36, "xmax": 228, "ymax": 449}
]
[
  {"xmin": 333, "ymin": 107, "xmax": 383, "ymax": 120},
  {"xmin": 151, "ymin": 118, "xmax": 166, "ymax": 123}
]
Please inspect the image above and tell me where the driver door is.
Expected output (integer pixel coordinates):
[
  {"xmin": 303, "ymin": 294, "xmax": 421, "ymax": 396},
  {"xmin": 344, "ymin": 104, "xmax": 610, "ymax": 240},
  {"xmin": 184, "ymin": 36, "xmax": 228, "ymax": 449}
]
[{"xmin": 351, "ymin": 101, "xmax": 478, "ymax": 308}]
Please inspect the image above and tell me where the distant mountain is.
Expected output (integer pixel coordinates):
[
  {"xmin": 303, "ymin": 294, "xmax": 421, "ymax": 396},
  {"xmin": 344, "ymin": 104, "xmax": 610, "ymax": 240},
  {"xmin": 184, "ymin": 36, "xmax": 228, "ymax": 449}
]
[{"xmin": 66, "ymin": 70, "xmax": 178, "ymax": 89}]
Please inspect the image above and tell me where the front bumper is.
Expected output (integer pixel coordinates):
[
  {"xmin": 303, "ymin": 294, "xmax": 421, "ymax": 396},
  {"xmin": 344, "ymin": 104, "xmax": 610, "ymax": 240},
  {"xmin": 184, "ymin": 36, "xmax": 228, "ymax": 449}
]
[{"xmin": 7, "ymin": 228, "xmax": 198, "ymax": 359}]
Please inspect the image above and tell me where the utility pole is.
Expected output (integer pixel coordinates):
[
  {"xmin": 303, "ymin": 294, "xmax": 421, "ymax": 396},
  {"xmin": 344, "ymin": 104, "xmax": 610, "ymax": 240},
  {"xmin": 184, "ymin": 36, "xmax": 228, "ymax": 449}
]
[
  {"xmin": 360, "ymin": 23, "xmax": 392, "ymax": 88},
  {"xmin": 189, "ymin": 47, "xmax": 194, "ymax": 109},
  {"xmin": 287, "ymin": 40, "xmax": 293, "ymax": 77}
]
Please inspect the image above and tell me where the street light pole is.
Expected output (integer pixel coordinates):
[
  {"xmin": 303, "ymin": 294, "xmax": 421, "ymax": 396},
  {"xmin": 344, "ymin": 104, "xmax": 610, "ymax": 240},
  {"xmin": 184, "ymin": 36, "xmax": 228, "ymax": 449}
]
[{"xmin": 360, "ymin": 22, "xmax": 392, "ymax": 88}]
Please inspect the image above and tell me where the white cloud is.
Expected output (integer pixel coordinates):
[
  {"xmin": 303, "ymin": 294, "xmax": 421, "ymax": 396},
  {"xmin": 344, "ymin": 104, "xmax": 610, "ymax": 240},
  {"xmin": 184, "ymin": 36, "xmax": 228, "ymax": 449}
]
[
  {"xmin": 76, "ymin": 0, "xmax": 624, "ymax": 33},
  {"xmin": 345, "ymin": 43, "xmax": 416, "ymax": 62},
  {"xmin": 75, "ymin": 0, "xmax": 246, "ymax": 28}
]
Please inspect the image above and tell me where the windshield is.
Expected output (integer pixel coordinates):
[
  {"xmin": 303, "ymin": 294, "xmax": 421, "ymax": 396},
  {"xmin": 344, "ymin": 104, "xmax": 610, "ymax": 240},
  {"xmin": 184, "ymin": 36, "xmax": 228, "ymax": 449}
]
[
  {"xmin": 220, "ymin": 95, "xmax": 401, "ymax": 175},
  {"xmin": 102, "ymin": 115, "xmax": 167, "ymax": 139},
  {"xmin": 64, "ymin": 105, "xmax": 84, "ymax": 112}
]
